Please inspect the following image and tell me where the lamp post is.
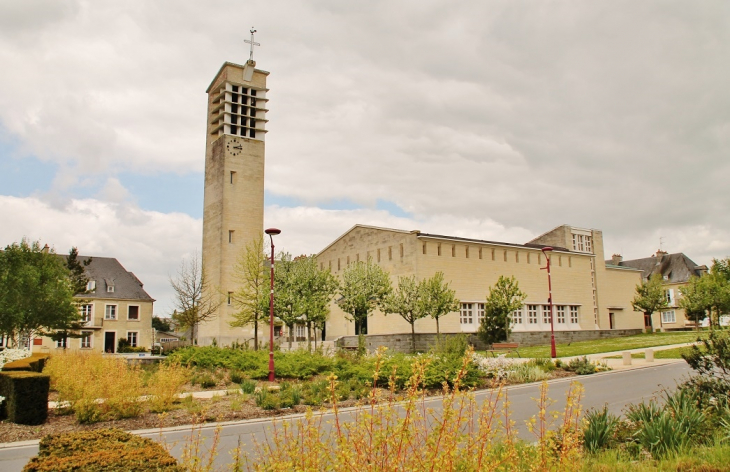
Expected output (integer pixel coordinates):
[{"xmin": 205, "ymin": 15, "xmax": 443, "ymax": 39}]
[
  {"xmin": 541, "ymin": 247, "xmax": 557, "ymax": 358},
  {"xmin": 265, "ymin": 228, "xmax": 281, "ymax": 381}
]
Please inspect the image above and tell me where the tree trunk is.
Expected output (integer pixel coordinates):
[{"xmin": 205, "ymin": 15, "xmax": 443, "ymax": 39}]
[
  {"xmin": 436, "ymin": 317, "xmax": 441, "ymax": 338},
  {"xmin": 288, "ymin": 325, "xmax": 293, "ymax": 349},
  {"xmin": 307, "ymin": 321, "xmax": 312, "ymax": 352},
  {"xmin": 411, "ymin": 321, "xmax": 416, "ymax": 354},
  {"xmin": 254, "ymin": 318, "xmax": 259, "ymax": 351}
]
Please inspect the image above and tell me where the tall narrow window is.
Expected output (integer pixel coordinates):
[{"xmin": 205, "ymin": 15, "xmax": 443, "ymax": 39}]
[
  {"xmin": 504, "ymin": 251, "xmax": 508, "ymax": 262},
  {"xmin": 556, "ymin": 306, "xmax": 566, "ymax": 324},
  {"xmin": 80, "ymin": 304, "xmax": 92, "ymax": 323},
  {"xmin": 528, "ymin": 305, "xmax": 538, "ymax": 324},
  {"xmin": 479, "ymin": 248, "xmax": 483, "ymax": 259},
  {"xmin": 437, "ymin": 244, "xmax": 442, "ymax": 256},
  {"xmin": 127, "ymin": 332, "xmax": 138, "ymax": 348},
  {"xmin": 527, "ymin": 253, "xmax": 531, "ymax": 264},
  {"xmin": 451, "ymin": 245, "xmax": 456, "ymax": 257},
  {"xmin": 422, "ymin": 243, "xmax": 427, "ymax": 255},
  {"xmin": 465, "ymin": 247, "xmax": 470, "ymax": 258},
  {"xmin": 338, "ymin": 258, "xmax": 341, "ymax": 270},
  {"xmin": 80, "ymin": 332, "xmax": 92, "ymax": 349},
  {"xmin": 570, "ymin": 306, "xmax": 579, "ymax": 324},
  {"xmin": 230, "ymin": 171, "xmax": 236, "ymax": 184},
  {"xmin": 559, "ymin": 256, "xmax": 562, "ymax": 266},
  {"xmin": 512, "ymin": 309, "xmax": 523, "ymax": 325},
  {"xmin": 491, "ymin": 249, "xmax": 495, "ymax": 261},
  {"xmin": 227, "ymin": 292, "xmax": 233, "ymax": 305},
  {"xmin": 388, "ymin": 247, "xmax": 392, "ymax": 261},
  {"xmin": 542, "ymin": 305, "xmax": 551, "ymax": 324},
  {"xmin": 400, "ymin": 244, "xmax": 404, "ymax": 258},
  {"xmin": 347, "ymin": 256, "xmax": 350, "ymax": 265},
  {"xmin": 105, "ymin": 305, "xmax": 117, "ymax": 320},
  {"xmin": 515, "ymin": 252, "xmax": 519, "ymax": 263},
  {"xmin": 229, "ymin": 230, "xmax": 234, "ymax": 243},
  {"xmin": 377, "ymin": 249, "xmax": 381, "ymax": 262}
]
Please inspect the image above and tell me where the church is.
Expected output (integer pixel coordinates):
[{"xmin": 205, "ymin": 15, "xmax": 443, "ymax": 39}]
[{"xmin": 195, "ymin": 49, "xmax": 650, "ymax": 346}]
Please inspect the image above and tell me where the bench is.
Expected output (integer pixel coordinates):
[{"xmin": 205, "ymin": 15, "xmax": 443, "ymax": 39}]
[{"xmin": 486, "ymin": 342, "xmax": 520, "ymax": 358}]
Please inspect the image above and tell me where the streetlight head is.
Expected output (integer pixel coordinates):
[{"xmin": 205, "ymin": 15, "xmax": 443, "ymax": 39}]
[
  {"xmin": 265, "ymin": 228, "xmax": 281, "ymax": 236},
  {"xmin": 541, "ymin": 246, "xmax": 554, "ymax": 253}
]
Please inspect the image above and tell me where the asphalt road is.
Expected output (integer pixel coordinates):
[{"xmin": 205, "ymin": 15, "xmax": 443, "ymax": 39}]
[{"xmin": 0, "ymin": 361, "xmax": 692, "ymax": 471}]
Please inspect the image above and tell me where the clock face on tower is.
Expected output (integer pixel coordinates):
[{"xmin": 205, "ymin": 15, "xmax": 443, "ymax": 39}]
[{"xmin": 226, "ymin": 137, "xmax": 243, "ymax": 156}]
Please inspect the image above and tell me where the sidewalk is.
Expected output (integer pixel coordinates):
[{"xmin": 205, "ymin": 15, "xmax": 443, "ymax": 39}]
[{"xmin": 559, "ymin": 342, "xmax": 696, "ymax": 371}]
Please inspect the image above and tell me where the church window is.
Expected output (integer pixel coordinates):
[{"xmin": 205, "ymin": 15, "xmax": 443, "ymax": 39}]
[
  {"xmin": 504, "ymin": 251, "xmax": 508, "ymax": 262},
  {"xmin": 241, "ymin": 87, "xmax": 248, "ymax": 95},
  {"xmin": 230, "ymin": 115, "xmax": 238, "ymax": 125},
  {"xmin": 570, "ymin": 306, "xmax": 579, "ymax": 323},
  {"xmin": 451, "ymin": 245, "xmax": 455, "ymax": 257},
  {"xmin": 249, "ymin": 127, "xmax": 256, "ymax": 138},
  {"xmin": 388, "ymin": 247, "xmax": 392, "ymax": 261},
  {"xmin": 542, "ymin": 305, "xmax": 551, "ymax": 324},
  {"xmin": 251, "ymin": 89, "xmax": 257, "ymax": 96},
  {"xmin": 515, "ymin": 252, "xmax": 519, "ymax": 263},
  {"xmin": 230, "ymin": 125, "xmax": 238, "ymax": 135},
  {"xmin": 400, "ymin": 244, "xmax": 404, "ymax": 258},
  {"xmin": 437, "ymin": 244, "xmax": 442, "ymax": 256},
  {"xmin": 479, "ymin": 248, "xmax": 483, "ymax": 259},
  {"xmin": 465, "ymin": 247, "xmax": 469, "ymax": 258},
  {"xmin": 228, "ymin": 230, "xmax": 234, "ymax": 243},
  {"xmin": 557, "ymin": 306, "xmax": 566, "ymax": 324},
  {"xmin": 422, "ymin": 243, "xmax": 427, "ymax": 255},
  {"xmin": 491, "ymin": 249, "xmax": 495, "ymax": 260}
]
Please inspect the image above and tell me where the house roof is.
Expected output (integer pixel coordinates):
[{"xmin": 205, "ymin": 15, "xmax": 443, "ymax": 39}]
[
  {"xmin": 72, "ymin": 256, "xmax": 155, "ymax": 302},
  {"xmin": 611, "ymin": 252, "xmax": 705, "ymax": 283}
]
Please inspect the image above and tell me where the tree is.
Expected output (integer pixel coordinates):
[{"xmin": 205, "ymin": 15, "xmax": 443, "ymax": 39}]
[
  {"xmin": 679, "ymin": 266, "xmax": 730, "ymax": 329},
  {"xmin": 0, "ymin": 239, "xmax": 79, "ymax": 347},
  {"xmin": 419, "ymin": 272, "xmax": 460, "ymax": 337},
  {"xmin": 229, "ymin": 235, "xmax": 269, "ymax": 350},
  {"xmin": 478, "ymin": 276, "xmax": 527, "ymax": 346},
  {"xmin": 169, "ymin": 255, "xmax": 221, "ymax": 344},
  {"xmin": 337, "ymin": 258, "xmax": 392, "ymax": 335},
  {"xmin": 44, "ymin": 247, "xmax": 93, "ymax": 349},
  {"xmin": 288, "ymin": 255, "xmax": 339, "ymax": 350},
  {"xmin": 152, "ymin": 316, "xmax": 172, "ymax": 332},
  {"xmin": 631, "ymin": 274, "xmax": 668, "ymax": 332},
  {"xmin": 381, "ymin": 275, "xmax": 427, "ymax": 353}
]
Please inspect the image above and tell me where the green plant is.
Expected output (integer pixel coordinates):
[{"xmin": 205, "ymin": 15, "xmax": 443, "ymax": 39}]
[
  {"xmin": 23, "ymin": 428, "xmax": 182, "ymax": 471},
  {"xmin": 280, "ymin": 385, "xmax": 302, "ymax": 408},
  {"xmin": 432, "ymin": 334, "xmax": 469, "ymax": 357},
  {"xmin": 683, "ymin": 330, "xmax": 730, "ymax": 382},
  {"xmin": 583, "ymin": 405, "xmax": 619, "ymax": 453},
  {"xmin": 146, "ymin": 362, "xmax": 190, "ymax": 413},
  {"xmin": 302, "ymin": 379, "xmax": 330, "ymax": 406},
  {"xmin": 255, "ymin": 389, "xmax": 280, "ymax": 410},
  {"xmin": 229, "ymin": 370, "xmax": 245, "ymax": 384},
  {"xmin": 527, "ymin": 358, "xmax": 556, "ymax": 373},
  {"xmin": 0, "ymin": 371, "xmax": 49, "ymax": 425},
  {"xmin": 357, "ymin": 333, "xmax": 367, "ymax": 357},
  {"xmin": 566, "ymin": 356, "xmax": 597, "ymax": 375},
  {"xmin": 192, "ymin": 373, "xmax": 217, "ymax": 389},
  {"xmin": 240, "ymin": 378, "xmax": 257, "ymax": 394},
  {"xmin": 506, "ymin": 364, "xmax": 549, "ymax": 383}
]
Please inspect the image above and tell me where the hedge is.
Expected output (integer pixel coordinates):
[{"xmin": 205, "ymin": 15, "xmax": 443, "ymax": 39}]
[
  {"xmin": 0, "ymin": 371, "xmax": 50, "ymax": 425},
  {"xmin": 23, "ymin": 429, "xmax": 183, "ymax": 471},
  {"xmin": 2, "ymin": 353, "xmax": 50, "ymax": 372}
]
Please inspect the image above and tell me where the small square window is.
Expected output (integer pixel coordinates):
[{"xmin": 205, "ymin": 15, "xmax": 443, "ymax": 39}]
[
  {"xmin": 128, "ymin": 306, "xmax": 139, "ymax": 320},
  {"xmin": 81, "ymin": 332, "xmax": 92, "ymax": 349},
  {"xmin": 232, "ymin": 85, "xmax": 239, "ymax": 92},
  {"xmin": 231, "ymin": 93, "xmax": 239, "ymax": 103},
  {"xmin": 230, "ymin": 125, "xmax": 238, "ymax": 135}
]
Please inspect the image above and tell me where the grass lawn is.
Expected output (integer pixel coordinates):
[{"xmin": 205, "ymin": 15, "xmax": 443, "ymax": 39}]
[
  {"xmin": 604, "ymin": 345, "xmax": 697, "ymax": 360},
  {"xmin": 507, "ymin": 331, "xmax": 706, "ymax": 358}
]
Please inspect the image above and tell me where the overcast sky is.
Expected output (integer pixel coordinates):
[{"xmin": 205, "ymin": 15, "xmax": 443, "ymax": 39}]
[{"xmin": 1, "ymin": 0, "xmax": 728, "ymax": 315}]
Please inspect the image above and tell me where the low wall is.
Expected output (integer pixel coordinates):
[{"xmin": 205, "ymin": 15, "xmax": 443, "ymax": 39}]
[{"xmin": 335, "ymin": 329, "xmax": 643, "ymax": 353}]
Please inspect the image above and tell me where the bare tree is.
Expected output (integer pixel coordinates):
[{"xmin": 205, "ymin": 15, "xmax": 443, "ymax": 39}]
[{"xmin": 170, "ymin": 254, "xmax": 221, "ymax": 344}]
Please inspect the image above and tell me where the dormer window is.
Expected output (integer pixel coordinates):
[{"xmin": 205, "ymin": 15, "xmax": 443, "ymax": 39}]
[
  {"xmin": 571, "ymin": 231, "xmax": 593, "ymax": 253},
  {"xmin": 86, "ymin": 280, "xmax": 96, "ymax": 292},
  {"xmin": 105, "ymin": 279, "xmax": 115, "ymax": 293},
  {"xmin": 107, "ymin": 285, "xmax": 115, "ymax": 293}
]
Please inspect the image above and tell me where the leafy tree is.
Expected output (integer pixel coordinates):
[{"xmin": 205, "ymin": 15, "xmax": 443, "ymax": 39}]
[
  {"xmin": 288, "ymin": 255, "xmax": 339, "ymax": 350},
  {"xmin": 0, "ymin": 239, "xmax": 79, "ymax": 347},
  {"xmin": 478, "ymin": 276, "xmax": 527, "ymax": 346},
  {"xmin": 336, "ymin": 258, "xmax": 392, "ymax": 335},
  {"xmin": 631, "ymin": 274, "xmax": 668, "ymax": 332},
  {"xmin": 169, "ymin": 254, "xmax": 221, "ymax": 344},
  {"xmin": 382, "ymin": 275, "xmax": 427, "ymax": 353},
  {"xmin": 152, "ymin": 316, "xmax": 172, "ymax": 332},
  {"xmin": 44, "ymin": 247, "xmax": 94, "ymax": 349},
  {"xmin": 230, "ymin": 235, "xmax": 269, "ymax": 350},
  {"xmin": 419, "ymin": 272, "xmax": 460, "ymax": 336},
  {"xmin": 679, "ymin": 270, "xmax": 730, "ymax": 329}
]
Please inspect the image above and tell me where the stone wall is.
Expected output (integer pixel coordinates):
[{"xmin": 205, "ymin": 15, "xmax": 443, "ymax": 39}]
[{"xmin": 335, "ymin": 329, "xmax": 643, "ymax": 353}]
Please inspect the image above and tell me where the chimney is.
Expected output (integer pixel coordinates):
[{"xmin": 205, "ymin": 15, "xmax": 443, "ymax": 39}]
[
  {"xmin": 611, "ymin": 254, "xmax": 623, "ymax": 265},
  {"xmin": 655, "ymin": 249, "xmax": 667, "ymax": 264},
  {"xmin": 41, "ymin": 244, "xmax": 50, "ymax": 254}
]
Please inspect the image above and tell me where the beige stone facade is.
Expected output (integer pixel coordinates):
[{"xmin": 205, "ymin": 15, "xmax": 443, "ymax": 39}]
[
  {"xmin": 317, "ymin": 224, "xmax": 644, "ymax": 339},
  {"xmin": 198, "ymin": 61, "xmax": 269, "ymax": 346}
]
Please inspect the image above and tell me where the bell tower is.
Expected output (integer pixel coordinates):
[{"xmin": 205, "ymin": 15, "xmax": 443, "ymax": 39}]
[{"xmin": 198, "ymin": 48, "xmax": 269, "ymax": 345}]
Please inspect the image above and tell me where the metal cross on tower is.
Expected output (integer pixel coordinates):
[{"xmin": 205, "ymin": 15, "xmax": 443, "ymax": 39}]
[{"xmin": 244, "ymin": 27, "xmax": 260, "ymax": 61}]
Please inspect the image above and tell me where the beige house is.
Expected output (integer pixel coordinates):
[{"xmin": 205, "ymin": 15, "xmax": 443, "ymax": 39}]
[
  {"xmin": 33, "ymin": 257, "xmax": 155, "ymax": 353},
  {"xmin": 317, "ymin": 224, "xmax": 644, "ymax": 339},
  {"xmin": 611, "ymin": 251, "xmax": 708, "ymax": 329}
]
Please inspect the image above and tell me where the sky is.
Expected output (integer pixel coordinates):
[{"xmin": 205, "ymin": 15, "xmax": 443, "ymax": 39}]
[{"xmin": 1, "ymin": 0, "xmax": 729, "ymax": 316}]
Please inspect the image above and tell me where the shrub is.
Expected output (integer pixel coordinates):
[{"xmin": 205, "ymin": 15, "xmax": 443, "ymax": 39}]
[
  {"xmin": 0, "ymin": 371, "xmax": 50, "ymax": 425},
  {"xmin": 280, "ymin": 385, "xmax": 302, "ymax": 408},
  {"xmin": 44, "ymin": 352, "xmax": 143, "ymax": 423},
  {"xmin": 566, "ymin": 356, "xmax": 597, "ymax": 375},
  {"xmin": 255, "ymin": 389, "xmax": 280, "ymax": 410},
  {"xmin": 682, "ymin": 330, "xmax": 730, "ymax": 382},
  {"xmin": 583, "ymin": 405, "xmax": 619, "ymax": 453},
  {"xmin": 527, "ymin": 358, "xmax": 556, "ymax": 373},
  {"xmin": 506, "ymin": 364, "xmax": 549, "ymax": 383},
  {"xmin": 229, "ymin": 370, "xmax": 245, "ymax": 384},
  {"xmin": 192, "ymin": 372, "xmax": 217, "ymax": 389},
  {"xmin": 2, "ymin": 353, "xmax": 50, "ymax": 372},
  {"xmin": 240, "ymin": 379, "xmax": 257, "ymax": 394},
  {"xmin": 0, "ymin": 348, "xmax": 32, "ymax": 370},
  {"xmin": 146, "ymin": 362, "xmax": 190, "ymax": 413},
  {"xmin": 23, "ymin": 429, "xmax": 182, "ymax": 471}
]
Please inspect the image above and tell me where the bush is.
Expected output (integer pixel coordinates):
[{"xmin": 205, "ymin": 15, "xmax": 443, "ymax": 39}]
[
  {"xmin": 23, "ymin": 429, "xmax": 182, "ymax": 471},
  {"xmin": 506, "ymin": 364, "xmax": 549, "ymax": 383},
  {"xmin": 255, "ymin": 389, "xmax": 280, "ymax": 410},
  {"xmin": 683, "ymin": 331, "xmax": 730, "ymax": 382},
  {"xmin": 44, "ymin": 352, "xmax": 143, "ymax": 423},
  {"xmin": 566, "ymin": 356, "xmax": 597, "ymax": 375},
  {"xmin": 240, "ymin": 379, "xmax": 257, "ymax": 394},
  {"xmin": 146, "ymin": 363, "xmax": 189, "ymax": 413},
  {"xmin": 0, "ymin": 371, "xmax": 50, "ymax": 425},
  {"xmin": 583, "ymin": 405, "xmax": 619, "ymax": 453},
  {"xmin": 229, "ymin": 370, "xmax": 245, "ymax": 384},
  {"xmin": 191, "ymin": 372, "xmax": 217, "ymax": 389},
  {"xmin": 2, "ymin": 353, "xmax": 50, "ymax": 372}
]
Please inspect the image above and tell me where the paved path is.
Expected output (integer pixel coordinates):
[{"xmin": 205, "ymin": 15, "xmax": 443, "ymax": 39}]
[{"xmin": 0, "ymin": 360, "xmax": 692, "ymax": 472}]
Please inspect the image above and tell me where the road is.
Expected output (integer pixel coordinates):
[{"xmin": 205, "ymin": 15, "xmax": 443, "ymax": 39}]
[{"xmin": 0, "ymin": 362, "xmax": 692, "ymax": 471}]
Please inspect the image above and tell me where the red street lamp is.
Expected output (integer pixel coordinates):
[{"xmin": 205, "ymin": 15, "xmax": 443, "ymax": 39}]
[
  {"xmin": 265, "ymin": 228, "xmax": 281, "ymax": 382},
  {"xmin": 541, "ymin": 247, "xmax": 557, "ymax": 359}
]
